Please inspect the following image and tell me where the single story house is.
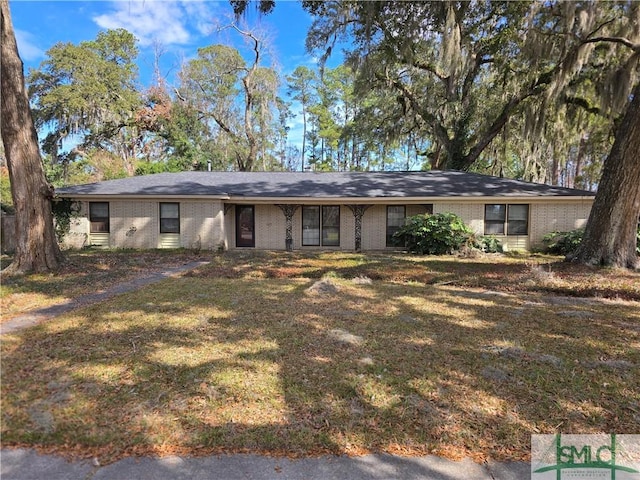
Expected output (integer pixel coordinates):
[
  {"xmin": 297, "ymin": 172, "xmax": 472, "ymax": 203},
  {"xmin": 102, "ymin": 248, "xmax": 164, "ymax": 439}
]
[{"xmin": 55, "ymin": 170, "xmax": 596, "ymax": 252}]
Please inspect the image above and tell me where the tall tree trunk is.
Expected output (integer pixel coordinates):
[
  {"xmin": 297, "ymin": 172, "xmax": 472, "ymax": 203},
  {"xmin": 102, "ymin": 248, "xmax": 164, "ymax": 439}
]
[
  {"xmin": 572, "ymin": 82, "xmax": 640, "ymax": 269},
  {"xmin": 1, "ymin": 0, "xmax": 62, "ymax": 273},
  {"xmin": 301, "ymin": 105, "xmax": 307, "ymax": 172},
  {"xmin": 551, "ymin": 154, "xmax": 560, "ymax": 186},
  {"xmin": 573, "ymin": 135, "xmax": 587, "ymax": 189}
]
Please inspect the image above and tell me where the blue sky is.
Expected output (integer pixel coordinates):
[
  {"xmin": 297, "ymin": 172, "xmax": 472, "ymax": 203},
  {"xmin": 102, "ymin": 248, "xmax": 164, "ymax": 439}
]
[{"xmin": 9, "ymin": 0, "xmax": 337, "ymax": 148}]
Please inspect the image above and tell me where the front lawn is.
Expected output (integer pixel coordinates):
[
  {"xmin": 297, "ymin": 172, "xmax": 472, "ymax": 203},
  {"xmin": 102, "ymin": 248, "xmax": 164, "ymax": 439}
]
[
  {"xmin": 0, "ymin": 249, "xmax": 208, "ymax": 321},
  {"xmin": 1, "ymin": 251, "xmax": 639, "ymax": 464}
]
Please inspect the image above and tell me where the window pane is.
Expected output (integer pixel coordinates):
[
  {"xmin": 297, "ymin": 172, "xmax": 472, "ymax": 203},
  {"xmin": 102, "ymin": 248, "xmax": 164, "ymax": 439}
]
[
  {"xmin": 160, "ymin": 203, "xmax": 180, "ymax": 233},
  {"xmin": 321, "ymin": 206, "xmax": 340, "ymax": 246},
  {"xmin": 322, "ymin": 206, "xmax": 340, "ymax": 227},
  {"xmin": 507, "ymin": 205, "xmax": 529, "ymax": 235},
  {"xmin": 387, "ymin": 206, "xmax": 405, "ymax": 247},
  {"xmin": 160, "ymin": 203, "xmax": 179, "ymax": 219},
  {"xmin": 302, "ymin": 206, "xmax": 320, "ymax": 246},
  {"xmin": 485, "ymin": 204, "xmax": 506, "ymax": 221},
  {"xmin": 484, "ymin": 204, "xmax": 506, "ymax": 235},
  {"xmin": 90, "ymin": 202, "xmax": 109, "ymax": 218},
  {"xmin": 322, "ymin": 227, "xmax": 340, "ymax": 246},
  {"xmin": 89, "ymin": 202, "xmax": 109, "ymax": 233},
  {"xmin": 484, "ymin": 222, "xmax": 505, "ymax": 235},
  {"xmin": 508, "ymin": 204, "xmax": 528, "ymax": 221},
  {"xmin": 387, "ymin": 206, "xmax": 405, "ymax": 227},
  {"xmin": 160, "ymin": 218, "xmax": 180, "ymax": 233}
]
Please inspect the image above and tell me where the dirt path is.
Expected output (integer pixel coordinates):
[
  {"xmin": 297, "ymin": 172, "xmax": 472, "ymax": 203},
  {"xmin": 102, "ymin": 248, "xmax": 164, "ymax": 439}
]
[{"xmin": 0, "ymin": 260, "xmax": 209, "ymax": 335}]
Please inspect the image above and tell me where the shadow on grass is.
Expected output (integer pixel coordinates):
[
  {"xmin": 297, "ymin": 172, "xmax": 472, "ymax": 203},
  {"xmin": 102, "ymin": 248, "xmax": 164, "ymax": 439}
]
[
  {"xmin": 0, "ymin": 250, "xmax": 212, "ymax": 320},
  {"xmin": 1, "ymin": 266, "xmax": 639, "ymax": 464},
  {"xmin": 192, "ymin": 251, "xmax": 640, "ymax": 301}
]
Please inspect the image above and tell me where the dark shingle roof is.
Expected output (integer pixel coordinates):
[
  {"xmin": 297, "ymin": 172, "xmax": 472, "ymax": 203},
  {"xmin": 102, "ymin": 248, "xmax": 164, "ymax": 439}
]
[{"xmin": 55, "ymin": 171, "xmax": 595, "ymax": 198}]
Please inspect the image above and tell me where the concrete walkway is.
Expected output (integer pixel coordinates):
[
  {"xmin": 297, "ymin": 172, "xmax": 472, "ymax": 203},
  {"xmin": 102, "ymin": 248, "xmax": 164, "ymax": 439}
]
[
  {"xmin": 0, "ymin": 448, "xmax": 530, "ymax": 480},
  {"xmin": 1, "ymin": 260, "xmax": 209, "ymax": 335}
]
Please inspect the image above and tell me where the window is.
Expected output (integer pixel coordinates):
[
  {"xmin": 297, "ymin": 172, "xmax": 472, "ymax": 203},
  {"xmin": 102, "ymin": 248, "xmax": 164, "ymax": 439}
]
[
  {"xmin": 484, "ymin": 204, "xmax": 506, "ymax": 234},
  {"xmin": 302, "ymin": 205, "xmax": 340, "ymax": 246},
  {"xmin": 386, "ymin": 206, "xmax": 406, "ymax": 247},
  {"xmin": 484, "ymin": 204, "xmax": 529, "ymax": 235},
  {"xmin": 322, "ymin": 206, "xmax": 340, "ymax": 246},
  {"xmin": 302, "ymin": 206, "xmax": 320, "ymax": 246},
  {"xmin": 89, "ymin": 202, "xmax": 109, "ymax": 233},
  {"xmin": 160, "ymin": 202, "xmax": 180, "ymax": 233},
  {"xmin": 507, "ymin": 204, "xmax": 529, "ymax": 235}
]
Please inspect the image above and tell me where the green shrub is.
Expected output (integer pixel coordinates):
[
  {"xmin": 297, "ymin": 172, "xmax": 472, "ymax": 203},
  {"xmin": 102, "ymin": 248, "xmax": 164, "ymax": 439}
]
[
  {"xmin": 393, "ymin": 212, "xmax": 474, "ymax": 255},
  {"xmin": 542, "ymin": 229, "xmax": 584, "ymax": 255},
  {"xmin": 475, "ymin": 235, "xmax": 503, "ymax": 253},
  {"xmin": 543, "ymin": 225, "xmax": 640, "ymax": 255}
]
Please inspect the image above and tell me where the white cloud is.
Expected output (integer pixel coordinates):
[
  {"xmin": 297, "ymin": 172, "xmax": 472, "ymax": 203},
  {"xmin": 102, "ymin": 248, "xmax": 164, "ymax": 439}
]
[
  {"xmin": 15, "ymin": 29, "xmax": 44, "ymax": 62},
  {"xmin": 181, "ymin": 1, "xmax": 216, "ymax": 36},
  {"xmin": 93, "ymin": 0, "xmax": 217, "ymax": 47}
]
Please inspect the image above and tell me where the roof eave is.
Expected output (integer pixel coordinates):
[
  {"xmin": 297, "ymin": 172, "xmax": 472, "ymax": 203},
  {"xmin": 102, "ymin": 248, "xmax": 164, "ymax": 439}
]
[
  {"xmin": 55, "ymin": 193, "xmax": 595, "ymax": 203},
  {"xmin": 55, "ymin": 193, "xmax": 231, "ymax": 200},
  {"xmin": 227, "ymin": 195, "xmax": 595, "ymax": 204}
]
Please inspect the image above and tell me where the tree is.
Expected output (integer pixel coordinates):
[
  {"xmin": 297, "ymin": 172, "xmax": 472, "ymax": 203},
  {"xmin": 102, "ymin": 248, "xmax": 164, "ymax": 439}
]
[
  {"xmin": 303, "ymin": 2, "xmax": 636, "ymax": 174},
  {"xmin": 229, "ymin": 0, "xmax": 274, "ymax": 17},
  {"xmin": 177, "ymin": 25, "xmax": 281, "ymax": 171},
  {"xmin": 1, "ymin": 0, "xmax": 62, "ymax": 272},
  {"xmin": 537, "ymin": 4, "xmax": 640, "ymax": 269},
  {"xmin": 321, "ymin": 65, "xmax": 356, "ymax": 170},
  {"xmin": 572, "ymin": 81, "xmax": 640, "ymax": 269},
  {"xmin": 286, "ymin": 66, "xmax": 317, "ymax": 171},
  {"xmin": 134, "ymin": 84, "xmax": 217, "ymax": 173},
  {"xmin": 28, "ymin": 29, "xmax": 141, "ymax": 180},
  {"xmin": 304, "ymin": 1, "xmax": 548, "ymax": 170},
  {"xmin": 273, "ymin": 97, "xmax": 293, "ymax": 170}
]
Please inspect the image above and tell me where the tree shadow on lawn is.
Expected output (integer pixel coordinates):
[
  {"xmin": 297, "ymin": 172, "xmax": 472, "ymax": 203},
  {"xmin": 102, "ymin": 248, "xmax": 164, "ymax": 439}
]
[
  {"xmin": 201, "ymin": 250, "xmax": 640, "ymax": 301},
  {"xmin": 1, "ymin": 272, "xmax": 638, "ymax": 465},
  {"xmin": 198, "ymin": 251, "xmax": 530, "ymax": 290},
  {"xmin": 0, "ymin": 250, "xmax": 211, "ymax": 320}
]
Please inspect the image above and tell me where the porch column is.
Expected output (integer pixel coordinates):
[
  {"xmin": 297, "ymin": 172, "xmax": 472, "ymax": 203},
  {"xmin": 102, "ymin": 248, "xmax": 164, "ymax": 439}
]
[
  {"xmin": 346, "ymin": 205, "xmax": 371, "ymax": 252},
  {"xmin": 276, "ymin": 204, "xmax": 300, "ymax": 251}
]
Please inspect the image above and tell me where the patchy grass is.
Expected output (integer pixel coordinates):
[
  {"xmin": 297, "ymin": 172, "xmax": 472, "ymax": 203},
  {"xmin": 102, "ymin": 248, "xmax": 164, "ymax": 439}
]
[
  {"xmin": 193, "ymin": 250, "xmax": 640, "ymax": 301},
  {"xmin": 1, "ymin": 250, "xmax": 639, "ymax": 464},
  {"xmin": 0, "ymin": 249, "xmax": 209, "ymax": 321}
]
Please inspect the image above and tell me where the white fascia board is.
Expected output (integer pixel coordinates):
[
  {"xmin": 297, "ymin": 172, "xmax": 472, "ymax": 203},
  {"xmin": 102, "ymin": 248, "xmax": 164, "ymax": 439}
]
[
  {"xmin": 55, "ymin": 193, "xmax": 595, "ymax": 203},
  {"xmin": 227, "ymin": 195, "xmax": 595, "ymax": 204},
  {"xmin": 55, "ymin": 194, "xmax": 231, "ymax": 201}
]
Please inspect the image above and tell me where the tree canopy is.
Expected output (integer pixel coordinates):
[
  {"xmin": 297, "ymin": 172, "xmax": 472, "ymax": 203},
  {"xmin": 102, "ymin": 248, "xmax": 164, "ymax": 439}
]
[
  {"xmin": 302, "ymin": 1, "xmax": 638, "ymax": 180},
  {"xmin": 28, "ymin": 29, "xmax": 141, "ymax": 182},
  {"xmin": 176, "ymin": 25, "xmax": 285, "ymax": 171}
]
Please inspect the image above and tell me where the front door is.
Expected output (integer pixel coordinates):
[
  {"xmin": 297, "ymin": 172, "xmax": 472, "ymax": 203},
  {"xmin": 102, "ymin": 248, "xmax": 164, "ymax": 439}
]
[{"xmin": 236, "ymin": 205, "xmax": 255, "ymax": 247}]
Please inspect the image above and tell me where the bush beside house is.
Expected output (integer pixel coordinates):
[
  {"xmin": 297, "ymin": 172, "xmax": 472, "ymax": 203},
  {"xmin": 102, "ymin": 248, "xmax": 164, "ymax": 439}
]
[{"xmin": 543, "ymin": 226, "xmax": 640, "ymax": 256}]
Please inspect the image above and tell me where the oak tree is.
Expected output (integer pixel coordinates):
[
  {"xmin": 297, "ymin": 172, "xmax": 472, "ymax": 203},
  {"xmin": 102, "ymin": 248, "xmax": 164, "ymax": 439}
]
[{"xmin": 1, "ymin": 0, "xmax": 62, "ymax": 272}]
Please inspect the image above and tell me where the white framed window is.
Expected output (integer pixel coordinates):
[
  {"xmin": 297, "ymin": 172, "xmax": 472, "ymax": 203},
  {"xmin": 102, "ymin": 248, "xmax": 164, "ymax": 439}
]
[
  {"xmin": 89, "ymin": 202, "xmax": 109, "ymax": 233},
  {"xmin": 160, "ymin": 202, "xmax": 180, "ymax": 234},
  {"xmin": 386, "ymin": 206, "xmax": 406, "ymax": 247},
  {"xmin": 484, "ymin": 204, "xmax": 529, "ymax": 235}
]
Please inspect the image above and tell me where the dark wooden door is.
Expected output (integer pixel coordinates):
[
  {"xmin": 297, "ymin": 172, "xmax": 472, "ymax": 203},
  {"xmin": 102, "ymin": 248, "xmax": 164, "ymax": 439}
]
[{"xmin": 236, "ymin": 206, "xmax": 255, "ymax": 247}]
